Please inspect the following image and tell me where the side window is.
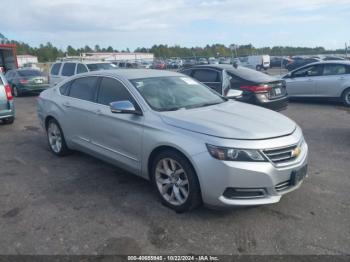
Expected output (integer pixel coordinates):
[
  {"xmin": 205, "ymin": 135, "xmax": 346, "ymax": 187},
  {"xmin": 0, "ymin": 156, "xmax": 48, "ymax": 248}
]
[
  {"xmin": 323, "ymin": 64, "xmax": 347, "ymax": 76},
  {"xmin": 61, "ymin": 63, "xmax": 76, "ymax": 77},
  {"xmin": 180, "ymin": 69, "xmax": 192, "ymax": 76},
  {"xmin": 59, "ymin": 81, "xmax": 71, "ymax": 95},
  {"xmin": 51, "ymin": 63, "xmax": 62, "ymax": 75},
  {"xmin": 77, "ymin": 63, "xmax": 88, "ymax": 74},
  {"xmin": 97, "ymin": 77, "xmax": 135, "ymax": 106},
  {"xmin": 192, "ymin": 69, "xmax": 221, "ymax": 82},
  {"xmin": 292, "ymin": 65, "xmax": 321, "ymax": 78},
  {"xmin": 68, "ymin": 77, "xmax": 98, "ymax": 102}
]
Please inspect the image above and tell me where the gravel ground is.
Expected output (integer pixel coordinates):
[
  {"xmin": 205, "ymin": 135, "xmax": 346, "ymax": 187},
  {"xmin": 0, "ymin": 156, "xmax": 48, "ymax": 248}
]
[{"xmin": 0, "ymin": 95, "xmax": 349, "ymax": 255}]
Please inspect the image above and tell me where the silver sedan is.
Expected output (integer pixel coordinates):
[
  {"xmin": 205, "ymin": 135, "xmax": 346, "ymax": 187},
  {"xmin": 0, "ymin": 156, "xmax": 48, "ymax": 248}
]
[
  {"xmin": 38, "ymin": 69, "xmax": 308, "ymax": 212},
  {"xmin": 283, "ymin": 61, "xmax": 350, "ymax": 106}
]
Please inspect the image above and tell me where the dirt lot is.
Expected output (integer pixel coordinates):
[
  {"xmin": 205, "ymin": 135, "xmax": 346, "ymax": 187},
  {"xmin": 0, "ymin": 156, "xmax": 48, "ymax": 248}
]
[{"xmin": 0, "ymin": 96, "xmax": 349, "ymax": 255}]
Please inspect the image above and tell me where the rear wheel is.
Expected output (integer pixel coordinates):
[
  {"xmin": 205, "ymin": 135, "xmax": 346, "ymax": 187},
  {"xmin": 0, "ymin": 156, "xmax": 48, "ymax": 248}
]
[
  {"xmin": 342, "ymin": 88, "xmax": 350, "ymax": 107},
  {"xmin": 151, "ymin": 150, "xmax": 202, "ymax": 213},
  {"xmin": 2, "ymin": 117, "xmax": 14, "ymax": 124},
  {"xmin": 46, "ymin": 119, "xmax": 70, "ymax": 156},
  {"xmin": 256, "ymin": 65, "xmax": 262, "ymax": 71}
]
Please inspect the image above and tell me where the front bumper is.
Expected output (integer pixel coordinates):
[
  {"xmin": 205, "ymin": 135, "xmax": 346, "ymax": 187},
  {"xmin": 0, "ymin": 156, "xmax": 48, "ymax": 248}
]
[{"xmin": 191, "ymin": 139, "xmax": 308, "ymax": 208}]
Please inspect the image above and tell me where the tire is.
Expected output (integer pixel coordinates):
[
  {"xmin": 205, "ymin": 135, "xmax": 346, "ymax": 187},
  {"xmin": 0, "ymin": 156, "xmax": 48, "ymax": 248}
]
[
  {"xmin": 46, "ymin": 118, "xmax": 71, "ymax": 156},
  {"xmin": 3, "ymin": 117, "xmax": 14, "ymax": 124},
  {"xmin": 12, "ymin": 86, "xmax": 20, "ymax": 97},
  {"xmin": 342, "ymin": 88, "xmax": 350, "ymax": 107},
  {"xmin": 151, "ymin": 150, "xmax": 202, "ymax": 213},
  {"xmin": 256, "ymin": 65, "xmax": 262, "ymax": 71}
]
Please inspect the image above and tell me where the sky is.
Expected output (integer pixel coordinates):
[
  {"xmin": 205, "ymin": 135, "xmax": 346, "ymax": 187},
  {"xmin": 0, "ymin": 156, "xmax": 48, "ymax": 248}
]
[{"xmin": 2, "ymin": 0, "xmax": 350, "ymax": 50}]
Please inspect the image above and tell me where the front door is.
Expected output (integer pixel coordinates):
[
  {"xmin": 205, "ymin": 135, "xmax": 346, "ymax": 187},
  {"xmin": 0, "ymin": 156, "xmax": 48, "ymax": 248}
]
[
  {"xmin": 286, "ymin": 64, "xmax": 323, "ymax": 97},
  {"xmin": 89, "ymin": 76, "xmax": 144, "ymax": 174}
]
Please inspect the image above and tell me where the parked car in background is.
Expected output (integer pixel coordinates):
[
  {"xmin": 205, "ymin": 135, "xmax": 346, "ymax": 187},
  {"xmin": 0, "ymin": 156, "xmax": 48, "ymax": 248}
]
[
  {"xmin": 38, "ymin": 69, "xmax": 308, "ymax": 212},
  {"xmin": 218, "ymin": 57, "xmax": 231, "ymax": 64},
  {"xmin": 49, "ymin": 61, "xmax": 117, "ymax": 86},
  {"xmin": 180, "ymin": 64, "xmax": 288, "ymax": 111},
  {"xmin": 285, "ymin": 57, "xmax": 320, "ymax": 71},
  {"xmin": 283, "ymin": 61, "xmax": 350, "ymax": 106},
  {"xmin": 0, "ymin": 73, "xmax": 14, "ymax": 124},
  {"xmin": 238, "ymin": 55, "xmax": 270, "ymax": 71},
  {"xmin": 182, "ymin": 59, "xmax": 197, "ymax": 68},
  {"xmin": 208, "ymin": 57, "xmax": 219, "ymax": 64},
  {"xmin": 270, "ymin": 56, "xmax": 292, "ymax": 68},
  {"xmin": 152, "ymin": 60, "xmax": 167, "ymax": 70},
  {"xmin": 198, "ymin": 58, "xmax": 208, "ymax": 65},
  {"xmin": 5, "ymin": 69, "xmax": 49, "ymax": 97},
  {"xmin": 322, "ymin": 56, "xmax": 345, "ymax": 61}
]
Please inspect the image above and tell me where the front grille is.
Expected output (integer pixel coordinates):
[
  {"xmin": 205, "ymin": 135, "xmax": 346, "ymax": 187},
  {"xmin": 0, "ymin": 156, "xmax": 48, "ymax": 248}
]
[
  {"xmin": 275, "ymin": 180, "xmax": 292, "ymax": 192},
  {"xmin": 263, "ymin": 144, "xmax": 298, "ymax": 165}
]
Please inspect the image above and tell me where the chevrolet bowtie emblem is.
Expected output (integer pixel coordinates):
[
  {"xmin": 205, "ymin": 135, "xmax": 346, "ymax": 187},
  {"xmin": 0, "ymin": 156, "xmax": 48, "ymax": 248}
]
[{"xmin": 291, "ymin": 147, "xmax": 301, "ymax": 157}]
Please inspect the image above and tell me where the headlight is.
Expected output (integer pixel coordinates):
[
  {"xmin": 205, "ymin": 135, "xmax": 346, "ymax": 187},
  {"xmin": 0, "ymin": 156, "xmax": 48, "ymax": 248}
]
[{"xmin": 206, "ymin": 144, "xmax": 266, "ymax": 162}]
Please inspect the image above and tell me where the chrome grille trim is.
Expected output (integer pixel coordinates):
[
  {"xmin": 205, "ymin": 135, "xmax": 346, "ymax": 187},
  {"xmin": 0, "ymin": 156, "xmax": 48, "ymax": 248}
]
[
  {"xmin": 262, "ymin": 140, "xmax": 303, "ymax": 167},
  {"xmin": 275, "ymin": 180, "xmax": 291, "ymax": 192}
]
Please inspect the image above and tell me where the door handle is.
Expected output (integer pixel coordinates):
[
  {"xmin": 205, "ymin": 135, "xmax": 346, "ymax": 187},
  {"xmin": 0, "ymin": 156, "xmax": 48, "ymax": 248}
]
[
  {"xmin": 62, "ymin": 102, "xmax": 70, "ymax": 108},
  {"xmin": 307, "ymin": 79, "xmax": 313, "ymax": 82},
  {"xmin": 338, "ymin": 77, "xmax": 345, "ymax": 80}
]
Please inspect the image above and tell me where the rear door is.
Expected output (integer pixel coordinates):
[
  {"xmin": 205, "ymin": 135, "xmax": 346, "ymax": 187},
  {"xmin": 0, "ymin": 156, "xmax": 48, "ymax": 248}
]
[
  {"xmin": 61, "ymin": 76, "xmax": 99, "ymax": 149},
  {"xmin": 316, "ymin": 64, "xmax": 350, "ymax": 97},
  {"xmin": 191, "ymin": 68, "xmax": 223, "ymax": 95},
  {"xmin": 286, "ymin": 64, "xmax": 323, "ymax": 97}
]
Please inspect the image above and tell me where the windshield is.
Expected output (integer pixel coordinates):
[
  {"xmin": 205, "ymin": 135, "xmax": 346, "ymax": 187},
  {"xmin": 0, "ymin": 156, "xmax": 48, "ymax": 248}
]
[
  {"xmin": 131, "ymin": 76, "xmax": 225, "ymax": 111},
  {"xmin": 87, "ymin": 63, "xmax": 117, "ymax": 71},
  {"xmin": 18, "ymin": 70, "xmax": 45, "ymax": 77}
]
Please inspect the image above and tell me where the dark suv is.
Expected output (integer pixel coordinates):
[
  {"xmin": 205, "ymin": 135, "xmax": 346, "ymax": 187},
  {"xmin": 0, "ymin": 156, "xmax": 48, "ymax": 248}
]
[{"xmin": 180, "ymin": 64, "xmax": 288, "ymax": 111}]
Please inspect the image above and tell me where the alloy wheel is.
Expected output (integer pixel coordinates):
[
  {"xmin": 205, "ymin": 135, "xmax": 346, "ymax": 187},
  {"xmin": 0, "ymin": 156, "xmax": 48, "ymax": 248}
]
[
  {"xmin": 155, "ymin": 158, "xmax": 189, "ymax": 206},
  {"xmin": 48, "ymin": 122, "xmax": 62, "ymax": 153}
]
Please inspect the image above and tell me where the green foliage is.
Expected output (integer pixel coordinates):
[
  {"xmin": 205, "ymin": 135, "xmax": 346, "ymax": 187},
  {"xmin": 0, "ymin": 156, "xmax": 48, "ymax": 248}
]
[{"xmin": 0, "ymin": 32, "xmax": 345, "ymax": 62}]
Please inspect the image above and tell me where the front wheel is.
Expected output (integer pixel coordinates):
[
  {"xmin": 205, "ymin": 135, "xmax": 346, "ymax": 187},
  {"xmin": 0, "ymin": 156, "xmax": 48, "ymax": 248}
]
[
  {"xmin": 342, "ymin": 88, "xmax": 350, "ymax": 107},
  {"xmin": 46, "ymin": 119, "xmax": 71, "ymax": 156},
  {"xmin": 151, "ymin": 150, "xmax": 202, "ymax": 213},
  {"xmin": 256, "ymin": 65, "xmax": 262, "ymax": 71}
]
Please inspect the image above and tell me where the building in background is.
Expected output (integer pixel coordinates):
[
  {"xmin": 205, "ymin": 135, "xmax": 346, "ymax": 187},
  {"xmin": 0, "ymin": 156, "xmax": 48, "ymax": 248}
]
[
  {"xmin": 0, "ymin": 44, "xmax": 18, "ymax": 72},
  {"xmin": 80, "ymin": 52, "xmax": 154, "ymax": 62},
  {"xmin": 17, "ymin": 55, "xmax": 38, "ymax": 68}
]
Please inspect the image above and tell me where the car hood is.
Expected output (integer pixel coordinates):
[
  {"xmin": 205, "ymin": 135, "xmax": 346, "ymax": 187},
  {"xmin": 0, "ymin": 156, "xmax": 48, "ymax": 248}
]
[{"xmin": 160, "ymin": 101, "xmax": 296, "ymax": 140}]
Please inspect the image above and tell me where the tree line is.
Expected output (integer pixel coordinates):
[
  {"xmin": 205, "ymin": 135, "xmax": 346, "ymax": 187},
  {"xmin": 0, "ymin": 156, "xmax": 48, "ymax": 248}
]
[{"xmin": 2, "ymin": 38, "xmax": 346, "ymax": 63}]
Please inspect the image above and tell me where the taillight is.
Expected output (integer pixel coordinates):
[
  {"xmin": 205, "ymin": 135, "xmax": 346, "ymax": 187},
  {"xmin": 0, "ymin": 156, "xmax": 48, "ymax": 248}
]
[
  {"xmin": 4, "ymin": 84, "xmax": 13, "ymax": 100},
  {"xmin": 20, "ymin": 79, "xmax": 29, "ymax": 84},
  {"xmin": 240, "ymin": 84, "xmax": 272, "ymax": 93}
]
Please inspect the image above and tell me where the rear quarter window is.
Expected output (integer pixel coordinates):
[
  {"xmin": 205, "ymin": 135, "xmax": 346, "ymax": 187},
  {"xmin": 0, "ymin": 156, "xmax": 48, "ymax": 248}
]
[
  {"xmin": 50, "ymin": 63, "xmax": 62, "ymax": 75},
  {"xmin": 61, "ymin": 63, "xmax": 76, "ymax": 77}
]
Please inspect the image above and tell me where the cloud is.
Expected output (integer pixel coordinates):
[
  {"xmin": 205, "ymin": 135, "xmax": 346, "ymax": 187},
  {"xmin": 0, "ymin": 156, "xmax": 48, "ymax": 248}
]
[{"xmin": 2, "ymin": 0, "xmax": 350, "ymax": 48}]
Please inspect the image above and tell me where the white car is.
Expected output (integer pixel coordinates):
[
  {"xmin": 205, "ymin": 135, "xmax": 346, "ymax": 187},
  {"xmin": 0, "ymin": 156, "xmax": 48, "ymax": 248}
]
[
  {"xmin": 49, "ymin": 61, "xmax": 117, "ymax": 86},
  {"xmin": 239, "ymin": 55, "xmax": 270, "ymax": 71}
]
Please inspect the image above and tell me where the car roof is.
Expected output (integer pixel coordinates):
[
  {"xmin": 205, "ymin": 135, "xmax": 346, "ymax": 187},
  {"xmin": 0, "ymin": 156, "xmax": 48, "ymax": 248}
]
[
  {"xmin": 183, "ymin": 64, "xmax": 277, "ymax": 82},
  {"xmin": 76, "ymin": 69, "xmax": 184, "ymax": 80},
  {"xmin": 296, "ymin": 60, "xmax": 350, "ymax": 67}
]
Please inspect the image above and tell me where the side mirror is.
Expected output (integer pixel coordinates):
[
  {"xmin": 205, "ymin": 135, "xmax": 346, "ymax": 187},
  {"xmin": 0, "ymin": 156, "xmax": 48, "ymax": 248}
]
[
  {"xmin": 110, "ymin": 100, "xmax": 142, "ymax": 115},
  {"xmin": 285, "ymin": 72, "xmax": 292, "ymax": 78},
  {"xmin": 226, "ymin": 89, "xmax": 243, "ymax": 99}
]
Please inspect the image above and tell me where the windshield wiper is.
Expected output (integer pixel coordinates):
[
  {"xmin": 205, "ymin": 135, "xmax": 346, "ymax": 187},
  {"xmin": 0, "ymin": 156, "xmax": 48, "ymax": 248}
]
[{"xmin": 185, "ymin": 101, "xmax": 223, "ymax": 109}]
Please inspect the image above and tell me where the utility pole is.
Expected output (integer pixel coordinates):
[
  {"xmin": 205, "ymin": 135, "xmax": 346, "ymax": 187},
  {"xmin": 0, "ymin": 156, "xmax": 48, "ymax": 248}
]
[{"xmin": 346, "ymin": 43, "xmax": 348, "ymax": 58}]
